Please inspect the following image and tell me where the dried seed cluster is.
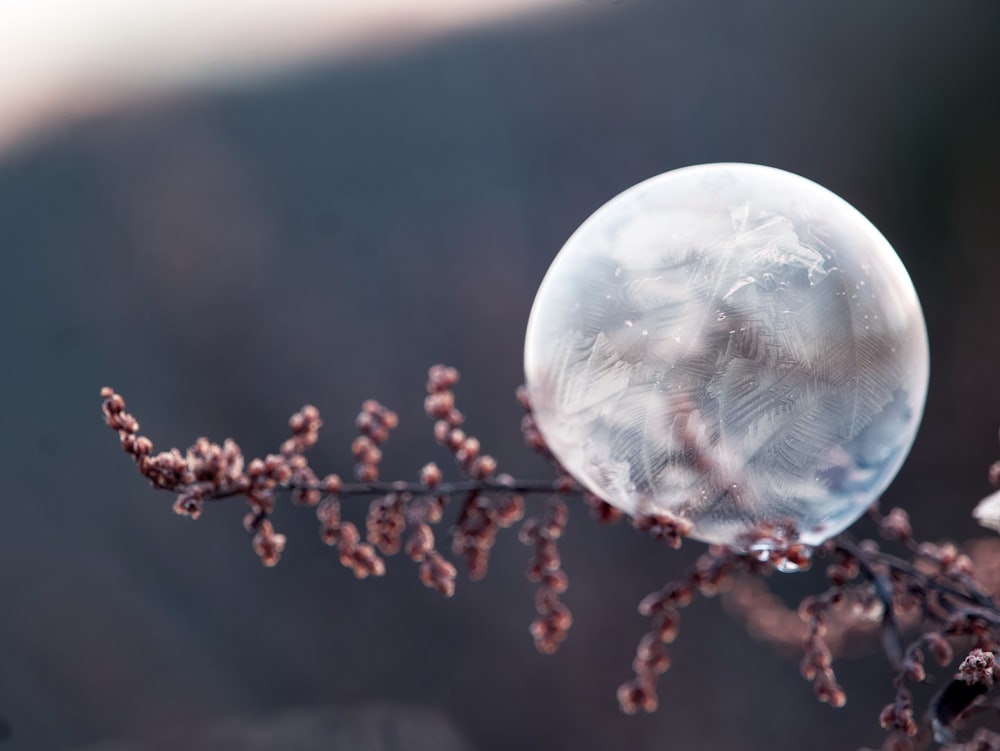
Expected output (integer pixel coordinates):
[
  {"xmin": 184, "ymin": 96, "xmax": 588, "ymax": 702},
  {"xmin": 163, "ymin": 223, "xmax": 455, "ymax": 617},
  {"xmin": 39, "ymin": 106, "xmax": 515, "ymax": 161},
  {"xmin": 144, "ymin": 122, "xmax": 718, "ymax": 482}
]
[
  {"xmin": 521, "ymin": 497, "xmax": 572, "ymax": 654},
  {"xmin": 798, "ymin": 591, "xmax": 848, "ymax": 709},
  {"xmin": 101, "ymin": 368, "xmax": 570, "ymax": 630},
  {"xmin": 352, "ymin": 399, "xmax": 399, "ymax": 482},
  {"xmin": 619, "ymin": 544, "xmax": 744, "ymax": 714}
]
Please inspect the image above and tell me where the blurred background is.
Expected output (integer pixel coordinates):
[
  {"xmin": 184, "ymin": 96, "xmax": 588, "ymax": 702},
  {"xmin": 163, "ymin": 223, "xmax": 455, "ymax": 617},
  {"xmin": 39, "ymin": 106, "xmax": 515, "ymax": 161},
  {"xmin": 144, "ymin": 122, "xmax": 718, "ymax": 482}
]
[{"xmin": 2, "ymin": 0, "xmax": 1000, "ymax": 749}]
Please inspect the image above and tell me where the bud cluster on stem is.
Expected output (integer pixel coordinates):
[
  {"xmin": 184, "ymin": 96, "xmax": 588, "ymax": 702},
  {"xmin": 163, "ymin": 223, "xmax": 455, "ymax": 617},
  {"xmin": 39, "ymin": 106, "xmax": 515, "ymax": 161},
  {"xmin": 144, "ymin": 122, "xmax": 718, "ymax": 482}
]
[{"xmin": 101, "ymin": 374, "xmax": 1000, "ymax": 749}]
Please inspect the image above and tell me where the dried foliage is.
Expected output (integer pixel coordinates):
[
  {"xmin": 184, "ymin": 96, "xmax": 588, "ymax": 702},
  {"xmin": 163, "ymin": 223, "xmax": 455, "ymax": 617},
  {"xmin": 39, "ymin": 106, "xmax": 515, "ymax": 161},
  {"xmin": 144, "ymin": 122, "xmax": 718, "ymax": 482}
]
[{"xmin": 102, "ymin": 369, "xmax": 1000, "ymax": 750}]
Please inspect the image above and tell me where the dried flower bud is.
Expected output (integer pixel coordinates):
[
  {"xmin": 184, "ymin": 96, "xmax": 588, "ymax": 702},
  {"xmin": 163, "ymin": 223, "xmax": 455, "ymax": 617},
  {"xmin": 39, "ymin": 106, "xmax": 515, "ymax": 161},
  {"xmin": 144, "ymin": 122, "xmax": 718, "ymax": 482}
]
[
  {"xmin": 638, "ymin": 592, "xmax": 665, "ymax": 617},
  {"xmin": 134, "ymin": 436, "xmax": 153, "ymax": 456},
  {"xmin": 879, "ymin": 507, "xmax": 913, "ymax": 542},
  {"xmin": 426, "ymin": 364, "xmax": 460, "ymax": 393},
  {"xmin": 322, "ymin": 474, "xmax": 342, "ymax": 494},
  {"xmin": 446, "ymin": 429, "xmax": 466, "ymax": 451},
  {"xmin": 172, "ymin": 491, "xmax": 203, "ymax": 519},
  {"xmin": 420, "ymin": 463, "xmax": 442, "ymax": 489},
  {"xmin": 798, "ymin": 596, "xmax": 823, "ymax": 621},
  {"xmin": 584, "ymin": 493, "xmax": 623, "ymax": 524},
  {"xmin": 317, "ymin": 497, "xmax": 342, "ymax": 545},
  {"xmin": 521, "ymin": 415, "xmax": 548, "ymax": 453},
  {"xmin": 405, "ymin": 523, "xmax": 435, "ymax": 562},
  {"xmin": 653, "ymin": 609, "xmax": 680, "ymax": 643},
  {"xmin": 515, "ymin": 385, "xmax": 531, "ymax": 410},
  {"xmin": 431, "ymin": 420, "xmax": 449, "ymax": 444},
  {"xmin": 554, "ymin": 474, "xmax": 575, "ymax": 495},
  {"xmin": 633, "ymin": 513, "xmax": 691, "ymax": 548},
  {"xmin": 252, "ymin": 520, "xmax": 287, "ymax": 567},
  {"xmin": 292, "ymin": 487, "xmax": 322, "ymax": 506},
  {"xmin": 495, "ymin": 494, "xmax": 525, "ymax": 527},
  {"xmin": 458, "ymin": 437, "xmax": 480, "ymax": 462},
  {"xmin": 925, "ymin": 632, "xmax": 954, "ymax": 666},
  {"xmin": 903, "ymin": 654, "xmax": 926, "ymax": 683},
  {"xmin": 634, "ymin": 633, "xmax": 671, "ymax": 674},
  {"xmin": 878, "ymin": 702, "xmax": 896, "ymax": 730},
  {"xmin": 348, "ymin": 542, "xmax": 386, "ymax": 579},
  {"xmin": 958, "ymin": 648, "xmax": 996, "ymax": 686},
  {"xmin": 543, "ymin": 569, "xmax": 569, "ymax": 594},
  {"xmin": 356, "ymin": 462, "xmax": 379, "ymax": 483},
  {"xmin": 424, "ymin": 391, "xmax": 455, "ymax": 419},
  {"xmin": 617, "ymin": 678, "xmax": 658, "ymax": 714},
  {"xmin": 418, "ymin": 551, "xmax": 456, "ymax": 597},
  {"xmin": 990, "ymin": 461, "xmax": 1000, "ymax": 487},
  {"xmin": 471, "ymin": 455, "xmax": 497, "ymax": 479}
]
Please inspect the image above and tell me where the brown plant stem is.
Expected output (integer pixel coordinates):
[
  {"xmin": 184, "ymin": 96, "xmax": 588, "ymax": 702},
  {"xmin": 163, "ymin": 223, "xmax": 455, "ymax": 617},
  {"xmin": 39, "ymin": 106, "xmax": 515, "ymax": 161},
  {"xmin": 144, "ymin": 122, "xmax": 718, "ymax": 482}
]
[{"xmin": 200, "ymin": 478, "xmax": 570, "ymax": 503}]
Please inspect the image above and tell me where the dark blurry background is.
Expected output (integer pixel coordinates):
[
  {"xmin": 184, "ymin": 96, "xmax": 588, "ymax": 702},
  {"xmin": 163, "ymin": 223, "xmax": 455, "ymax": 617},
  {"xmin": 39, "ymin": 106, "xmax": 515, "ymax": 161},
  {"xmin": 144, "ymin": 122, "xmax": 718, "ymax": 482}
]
[{"xmin": 2, "ymin": 1, "xmax": 1000, "ymax": 749}]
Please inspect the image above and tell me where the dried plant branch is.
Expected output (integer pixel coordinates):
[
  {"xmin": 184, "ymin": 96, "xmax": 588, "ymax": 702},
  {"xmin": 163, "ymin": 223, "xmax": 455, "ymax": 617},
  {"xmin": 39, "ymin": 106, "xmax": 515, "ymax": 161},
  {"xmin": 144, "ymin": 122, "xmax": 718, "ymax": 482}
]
[{"xmin": 101, "ymin": 368, "xmax": 1000, "ymax": 749}]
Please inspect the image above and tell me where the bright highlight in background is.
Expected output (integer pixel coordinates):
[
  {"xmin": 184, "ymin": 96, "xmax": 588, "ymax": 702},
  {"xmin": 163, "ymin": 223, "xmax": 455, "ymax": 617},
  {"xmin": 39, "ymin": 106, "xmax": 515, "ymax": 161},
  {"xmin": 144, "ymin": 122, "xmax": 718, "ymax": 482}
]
[
  {"xmin": 0, "ymin": 0, "xmax": 580, "ymax": 156},
  {"xmin": 525, "ymin": 163, "xmax": 929, "ymax": 550}
]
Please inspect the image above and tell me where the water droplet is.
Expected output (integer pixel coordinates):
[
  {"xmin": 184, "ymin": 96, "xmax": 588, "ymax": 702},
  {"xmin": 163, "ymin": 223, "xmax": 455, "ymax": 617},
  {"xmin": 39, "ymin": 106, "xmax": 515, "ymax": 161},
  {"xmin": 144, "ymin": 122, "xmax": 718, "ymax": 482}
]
[{"xmin": 776, "ymin": 556, "xmax": 807, "ymax": 573}]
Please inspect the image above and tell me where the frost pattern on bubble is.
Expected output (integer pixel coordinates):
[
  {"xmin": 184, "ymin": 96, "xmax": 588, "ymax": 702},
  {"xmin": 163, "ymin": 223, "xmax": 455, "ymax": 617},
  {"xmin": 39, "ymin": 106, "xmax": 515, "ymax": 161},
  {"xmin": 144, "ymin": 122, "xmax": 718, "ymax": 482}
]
[{"xmin": 524, "ymin": 163, "xmax": 929, "ymax": 549}]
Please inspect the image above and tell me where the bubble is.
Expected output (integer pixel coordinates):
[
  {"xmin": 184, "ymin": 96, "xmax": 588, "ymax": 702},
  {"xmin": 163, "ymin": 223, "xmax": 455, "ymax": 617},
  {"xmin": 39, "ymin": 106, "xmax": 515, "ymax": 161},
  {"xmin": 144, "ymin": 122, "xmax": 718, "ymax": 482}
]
[{"xmin": 524, "ymin": 163, "xmax": 929, "ymax": 550}]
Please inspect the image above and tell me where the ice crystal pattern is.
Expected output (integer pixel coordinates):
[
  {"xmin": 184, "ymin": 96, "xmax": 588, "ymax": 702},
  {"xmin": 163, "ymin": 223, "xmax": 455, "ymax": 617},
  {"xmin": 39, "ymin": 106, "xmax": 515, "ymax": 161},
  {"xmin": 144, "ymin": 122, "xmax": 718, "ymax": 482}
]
[{"xmin": 524, "ymin": 163, "xmax": 929, "ymax": 549}]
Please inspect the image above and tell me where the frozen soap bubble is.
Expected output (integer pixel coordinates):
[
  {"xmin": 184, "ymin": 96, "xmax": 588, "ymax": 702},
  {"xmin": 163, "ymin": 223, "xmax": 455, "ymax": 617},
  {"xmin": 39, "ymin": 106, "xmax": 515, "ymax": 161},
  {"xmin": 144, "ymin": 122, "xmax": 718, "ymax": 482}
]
[{"xmin": 524, "ymin": 163, "xmax": 929, "ymax": 552}]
